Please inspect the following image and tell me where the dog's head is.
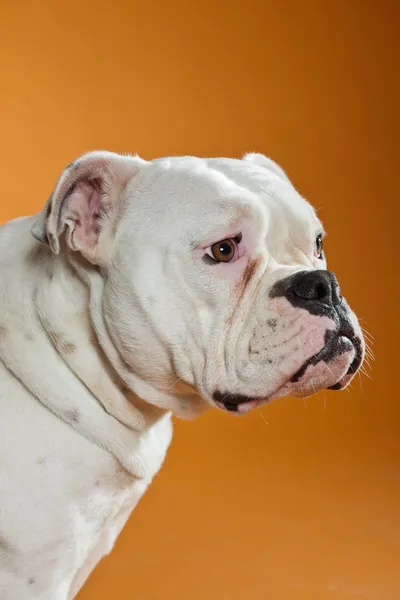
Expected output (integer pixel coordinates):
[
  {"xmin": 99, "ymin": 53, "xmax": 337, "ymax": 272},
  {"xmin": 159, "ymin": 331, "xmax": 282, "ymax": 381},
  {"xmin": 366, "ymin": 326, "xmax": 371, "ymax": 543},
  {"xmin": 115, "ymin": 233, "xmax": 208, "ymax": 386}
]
[{"xmin": 32, "ymin": 151, "xmax": 365, "ymax": 418}]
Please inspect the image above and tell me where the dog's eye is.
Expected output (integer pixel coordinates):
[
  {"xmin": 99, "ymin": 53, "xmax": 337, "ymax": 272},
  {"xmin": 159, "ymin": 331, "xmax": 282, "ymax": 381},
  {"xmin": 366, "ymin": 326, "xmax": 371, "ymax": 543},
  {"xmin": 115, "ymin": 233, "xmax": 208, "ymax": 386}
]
[
  {"xmin": 315, "ymin": 234, "xmax": 324, "ymax": 259},
  {"xmin": 204, "ymin": 234, "xmax": 242, "ymax": 264},
  {"xmin": 210, "ymin": 239, "xmax": 237, "ymax": 263}
]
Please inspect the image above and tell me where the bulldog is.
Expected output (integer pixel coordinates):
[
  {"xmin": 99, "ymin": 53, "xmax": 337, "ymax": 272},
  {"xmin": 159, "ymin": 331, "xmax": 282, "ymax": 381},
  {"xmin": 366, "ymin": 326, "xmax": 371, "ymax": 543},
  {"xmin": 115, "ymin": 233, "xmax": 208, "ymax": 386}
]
[{"xmin": 0, "ymin": 151, "xmax": 365, "ymax": 599}]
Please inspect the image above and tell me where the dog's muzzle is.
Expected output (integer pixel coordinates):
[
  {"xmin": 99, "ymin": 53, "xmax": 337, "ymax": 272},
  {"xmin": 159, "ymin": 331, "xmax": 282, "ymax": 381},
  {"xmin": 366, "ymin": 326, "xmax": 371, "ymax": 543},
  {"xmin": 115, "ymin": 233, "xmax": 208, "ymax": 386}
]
[
  {"xmin": 270, "ymin": 269, "xmax": 364, "ymax": 388},
  {"xmin": 213, "ymin": 270, "xmax": 364, "ymax": 414}
]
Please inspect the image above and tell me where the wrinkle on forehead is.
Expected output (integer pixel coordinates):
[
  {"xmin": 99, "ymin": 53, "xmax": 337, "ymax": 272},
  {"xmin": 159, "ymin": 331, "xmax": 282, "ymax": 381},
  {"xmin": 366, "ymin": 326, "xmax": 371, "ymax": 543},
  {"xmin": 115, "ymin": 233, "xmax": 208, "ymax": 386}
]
[
  {"xmin": 204, "ymin": 157, "xmax": 322, "ymax": 244},
  {"xmin": 123, "ymin": 156, "xmax": 321, "ymax": 261},
  {"xmin": 123, "ymin": 158, "xmax": 263, "ymax": 242},
  {"xmin": 137, "ymin": 157, "xmax": 257, "ymax": 207}
]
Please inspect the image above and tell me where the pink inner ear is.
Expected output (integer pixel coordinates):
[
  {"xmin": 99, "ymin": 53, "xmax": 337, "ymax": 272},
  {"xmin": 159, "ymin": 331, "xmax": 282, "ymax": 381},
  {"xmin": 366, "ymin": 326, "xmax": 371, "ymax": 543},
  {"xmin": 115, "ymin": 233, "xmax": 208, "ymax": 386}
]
[
  {"xmin": 63, "ymin": 178, "xmax": 102, "ymax": 250},
  {"xmin": 89, "ymin": 179, "xmax": 101, "ymax": 219}
]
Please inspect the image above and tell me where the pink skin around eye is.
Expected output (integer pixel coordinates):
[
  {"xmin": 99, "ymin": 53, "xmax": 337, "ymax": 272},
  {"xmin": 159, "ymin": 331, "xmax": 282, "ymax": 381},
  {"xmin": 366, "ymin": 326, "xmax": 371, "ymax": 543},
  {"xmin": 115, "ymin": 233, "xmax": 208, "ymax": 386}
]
[
  {"xmin": 195, "ymin": 230, "xmax": 247, "ymax": 281},
  {"xmin": 196, "ymin": 235, "xmax": 248, "ymax": 281},
  {"xmin": 208, "ymin": 253, "xmax": 248, "ymax": 281}
]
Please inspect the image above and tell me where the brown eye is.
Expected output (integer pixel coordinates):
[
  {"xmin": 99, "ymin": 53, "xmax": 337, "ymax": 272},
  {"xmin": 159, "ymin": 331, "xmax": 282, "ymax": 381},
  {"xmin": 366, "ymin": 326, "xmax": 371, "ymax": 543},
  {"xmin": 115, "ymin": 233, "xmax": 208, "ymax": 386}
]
[
  {"xmin": 210, "ymin": 238, "xmax": 238, "ymax": 263},
  {"xmin": 315, "ymin": 234, "xmax": 324, "ymax": 259}
]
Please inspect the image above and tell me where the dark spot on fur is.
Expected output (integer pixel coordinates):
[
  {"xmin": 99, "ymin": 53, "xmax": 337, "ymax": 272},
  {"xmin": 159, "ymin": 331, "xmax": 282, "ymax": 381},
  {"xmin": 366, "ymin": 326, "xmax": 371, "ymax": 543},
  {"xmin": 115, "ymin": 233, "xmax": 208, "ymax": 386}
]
[
  {"xmin": 28, "ymin": 578, "xmax": 35, "ymax": 585},
  {"xmin": 94, "ymin": 480, "xmax": 101, "ymax": 487},
  {"xmin": 46, "ymin": 264, "xmax": 54, "ymax": 281},
  {"xmin": 230, "ymin": 257, "xmax": 263, "ymax": 318},
  {"xmin": 27, "ymin": 244, "xmax": 51, "ymax": 265},
  {"xmin": 65, "ymin": 409, "xmax": 80, "ymax": 423},
  {"xmin": 226, "ymin": 257, "xmax": 262, "ymax": 329},
  {"xmin": 267, "ymin": 318, "xmax": 278, "ymax": 331},
  {"xmin": 0, "ymin": 325, "xmax": 7, "ymax": 336},
  {"xmin": 0, "ymin": 535, "xmax": 13, "ymax": 553},
  {"xmin": 48, "ymin": 330, "xmax": 76, "ymax": 355},
  {"xmin": 36, "ymin": 456, "xmax": 47, "ymax": 465},
  {"xmin": 25, "ymin": 332, "xmax": 35, "ymax": 341},
  {"xmin": 242, "ymin": 259, "xmax": 260, "ymax": 290}
]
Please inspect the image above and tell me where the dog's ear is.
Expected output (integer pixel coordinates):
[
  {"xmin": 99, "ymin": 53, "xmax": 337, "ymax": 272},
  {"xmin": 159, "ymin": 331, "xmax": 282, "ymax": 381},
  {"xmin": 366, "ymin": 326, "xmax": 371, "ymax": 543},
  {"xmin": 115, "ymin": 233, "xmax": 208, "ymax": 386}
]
[
  {"xmin": 242, "ymin": 152, "xmax": 291, "ymax": 184},
  {"xmin": 31, "ymin": 151, "xmax": 144, "ymax": 261}
]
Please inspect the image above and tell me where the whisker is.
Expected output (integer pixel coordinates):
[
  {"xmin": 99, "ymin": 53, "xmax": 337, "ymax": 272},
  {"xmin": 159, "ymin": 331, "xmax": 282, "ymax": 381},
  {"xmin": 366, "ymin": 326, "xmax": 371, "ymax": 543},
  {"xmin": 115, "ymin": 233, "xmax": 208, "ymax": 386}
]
[
  {"xmin": 364, "ymin": 343, "xmax": 375, "ymax": 358},
  {"xmin": 363, "ymin": 354, "xmax": 373, "ymax": 369},
  {"xmin": 361, "ymin": 327, "xmax": 374, "ymax": 339},
  {"xmin": 359, "ymin": 367, "xmax": 373, "ymax": 381},
  {"xmin": 365, "ymin": 352, "xmax": 375, "ymax": 363},
  {"xmin": 259, "ymin": 411, "xmax": 270, "ymax": 425},
  {"xmin": 366, "ymin": 355, "xmax": 375, "ymax": 365},
  {"xmin": 364, "ymin": 354, "xmax": 375, "ymax": 367},
  {"xmin": 360, "ymin": 368, "xmax": 372, "ymax": 379},
  {"xmin": 270, "ymin": 397, "xmax": 285, "ymax": 425},
  {"xmin": 361, "ymin": 327, "xmax": 375, "ymax": 341},
  {"xmin": 363, "ymin": 336, "xmax": 375, "ymax": 346},
  {"xmin": 163, "ymin": 376, "xmax": 183, "ymax": 392}
]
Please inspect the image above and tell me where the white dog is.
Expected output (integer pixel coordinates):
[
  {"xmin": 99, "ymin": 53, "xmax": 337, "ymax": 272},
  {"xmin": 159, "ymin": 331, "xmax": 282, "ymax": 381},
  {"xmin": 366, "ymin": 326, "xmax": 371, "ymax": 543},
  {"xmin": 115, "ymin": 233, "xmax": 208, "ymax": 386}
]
[{"xmin": 0, "ymin": 151, "xmax": 364, "ymax": 599}]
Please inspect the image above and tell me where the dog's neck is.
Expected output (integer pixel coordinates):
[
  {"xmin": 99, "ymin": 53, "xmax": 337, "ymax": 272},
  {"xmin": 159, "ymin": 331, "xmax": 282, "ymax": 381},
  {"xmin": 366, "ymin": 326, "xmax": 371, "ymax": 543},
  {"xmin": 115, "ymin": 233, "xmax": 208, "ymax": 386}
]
[{"xmin": 34, "ymin": 247, "xmax": 168, "ymax": 431}]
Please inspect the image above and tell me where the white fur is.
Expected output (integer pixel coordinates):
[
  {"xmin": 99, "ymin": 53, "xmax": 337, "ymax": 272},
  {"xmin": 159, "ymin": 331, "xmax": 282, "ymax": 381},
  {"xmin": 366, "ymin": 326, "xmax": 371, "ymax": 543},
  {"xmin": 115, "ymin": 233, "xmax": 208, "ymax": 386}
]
[{"xmin": 0, "ymin": 152, "xmax": 364, "ymax": 598}]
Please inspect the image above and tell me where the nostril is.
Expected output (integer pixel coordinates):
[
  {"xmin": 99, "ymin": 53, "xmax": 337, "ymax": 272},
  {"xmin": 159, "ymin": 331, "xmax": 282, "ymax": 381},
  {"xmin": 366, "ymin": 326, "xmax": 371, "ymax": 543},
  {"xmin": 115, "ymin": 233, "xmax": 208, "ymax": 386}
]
[
  {"xmin": 269, "ymin": 269, "xmax": 341, "ymax": 311},
  {"xmin": 315, "ymin": 282, "xmax": 330, "ymax": 301},
  {"xmin": 293, "ymin": 277, "xmax": 331, "ymax": 303}
]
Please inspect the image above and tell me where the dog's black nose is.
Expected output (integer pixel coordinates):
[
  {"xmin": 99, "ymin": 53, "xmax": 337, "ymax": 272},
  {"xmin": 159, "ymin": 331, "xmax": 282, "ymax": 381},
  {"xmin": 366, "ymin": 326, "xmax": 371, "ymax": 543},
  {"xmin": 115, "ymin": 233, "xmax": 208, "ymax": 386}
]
[
  {"xmin": 291, "ymin": 270, "xmax": 340, "ymax": 304},
  {"xmin": 270, "ymin": 270, "xmax": 341, "ymax": 315}
]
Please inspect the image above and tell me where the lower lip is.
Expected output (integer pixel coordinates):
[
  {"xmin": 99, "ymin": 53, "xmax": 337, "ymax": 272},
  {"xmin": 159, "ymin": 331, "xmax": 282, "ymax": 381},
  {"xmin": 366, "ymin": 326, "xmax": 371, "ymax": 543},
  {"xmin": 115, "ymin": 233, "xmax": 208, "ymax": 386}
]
[
  {"xmin": 218, "ymin": 380, "xmax": 290, "ymax": 413},
  {"xmin": 218, "ymin": 339, "xmax": 359, "ymax": 414},
  {"xmin": 236, "ymin": 399, "xmax": 261, "ymax": 413},
  {"xmin": 219, "ymin": 378, "xmax": 299, "ymax": 413},
  {"xmin": 216, "ymin": 399, "xmax": 261, "ymax": 413}
]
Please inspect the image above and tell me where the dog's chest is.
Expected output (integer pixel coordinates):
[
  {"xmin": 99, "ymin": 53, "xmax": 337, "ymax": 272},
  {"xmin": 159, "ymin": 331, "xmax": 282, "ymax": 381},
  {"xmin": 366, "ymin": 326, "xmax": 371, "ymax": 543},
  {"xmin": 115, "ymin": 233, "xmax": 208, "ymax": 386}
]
[
  {"xmin": 66, "ymin": 415, "xmax": 173, "ymax": 553},
  {"xmin": 0, "ymin": 372, "xmax": 173, "ymax": 598},
  {"xmin": 57, "ymin": 416, "xmax": 173, "ymax": 596}
]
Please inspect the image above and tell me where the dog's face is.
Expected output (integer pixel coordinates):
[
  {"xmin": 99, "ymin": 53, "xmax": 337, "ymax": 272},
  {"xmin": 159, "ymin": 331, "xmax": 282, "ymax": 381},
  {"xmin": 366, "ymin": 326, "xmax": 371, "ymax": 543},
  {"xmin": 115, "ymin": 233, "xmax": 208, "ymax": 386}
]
[{"xmin": 33, "ymin": 151, "xmax": 365, "ymax": 418}]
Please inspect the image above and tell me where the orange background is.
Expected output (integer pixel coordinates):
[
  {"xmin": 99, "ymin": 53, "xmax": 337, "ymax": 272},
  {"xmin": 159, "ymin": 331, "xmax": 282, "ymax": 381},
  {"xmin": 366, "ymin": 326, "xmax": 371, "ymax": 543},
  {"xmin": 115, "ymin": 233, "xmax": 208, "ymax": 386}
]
[{"xmin": 0, "ymin": 1, "xmax": 399, "ymax": 599}]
